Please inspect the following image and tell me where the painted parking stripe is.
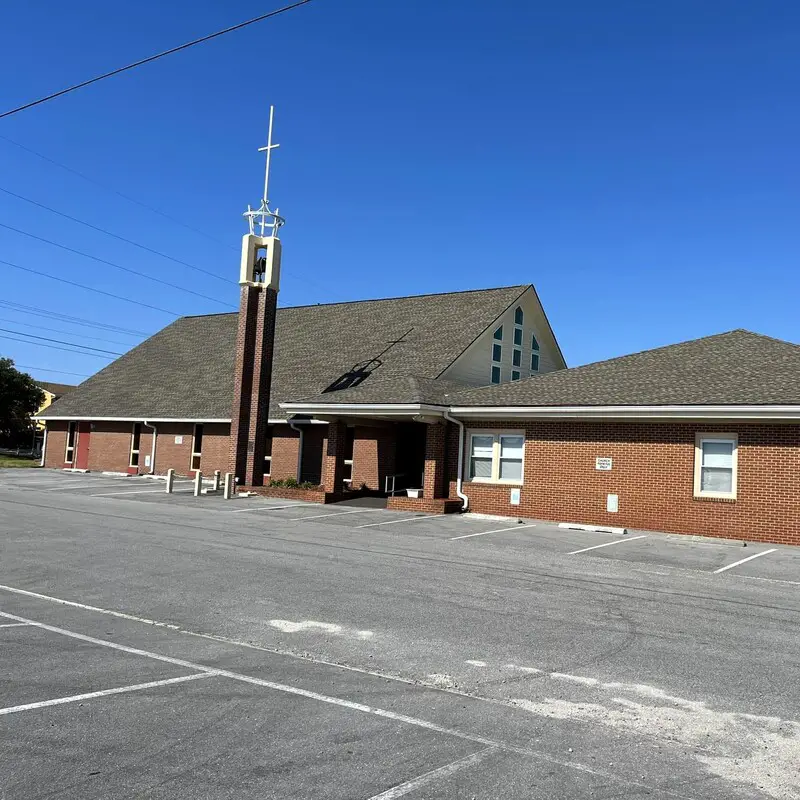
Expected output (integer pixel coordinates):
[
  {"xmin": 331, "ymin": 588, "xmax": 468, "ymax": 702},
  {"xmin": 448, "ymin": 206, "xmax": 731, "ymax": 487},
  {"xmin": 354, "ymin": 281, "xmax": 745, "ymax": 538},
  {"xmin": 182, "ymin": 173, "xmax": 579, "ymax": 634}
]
[
  {"xmin": 366, "ymin": 747, "xmax": 497, "ymax": 799},
  {"xmin": 0, "ymin": 610, "xmax": 655, "ymax": 793},
  {"xmin": 451, "ymin": 523, "xmax": 537, "ymax": 541},
  {"xmin": 713, "ymin": 548, "xmax": 777, "ymax": 574},
  {"xmin": 568, "ymin": 535, "xmax": 647, "ymax": 555},
  {"xmin": 0, "ymin": 673, "xmax": 213, "ymax": 716},
  {"xmin": 356, "ymin": 514, "xmax": 442, "ymax": 529},
  {"xmin": 90, "ymin": 489, "xmax": 192, "ymax": 497},
  {"xmin": 289, "ymin": 508, "xmax": 375, "ymax": 521},
  {"xmin": 0, "ymin": 622, "xmax": 30, "ymax": 628},
  {"xmin": 229, "ymin": 503, "xmax": 309, "ymax": 514}
]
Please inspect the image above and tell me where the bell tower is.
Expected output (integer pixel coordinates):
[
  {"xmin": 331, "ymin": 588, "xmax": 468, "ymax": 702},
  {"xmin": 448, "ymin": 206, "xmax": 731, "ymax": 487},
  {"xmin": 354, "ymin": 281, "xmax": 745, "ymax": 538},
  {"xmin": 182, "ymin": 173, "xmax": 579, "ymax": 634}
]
[{"xmin": 229, "ymin": 105, "xmax": 285, "ymax": 487}]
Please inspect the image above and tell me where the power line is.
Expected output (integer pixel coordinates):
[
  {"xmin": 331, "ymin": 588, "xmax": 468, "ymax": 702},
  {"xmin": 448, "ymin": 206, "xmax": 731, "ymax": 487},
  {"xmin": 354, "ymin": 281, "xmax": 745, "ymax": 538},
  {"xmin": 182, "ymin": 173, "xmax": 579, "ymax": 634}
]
[
  {"xmin": 0, "ymin": 186, "xmax": 232, "ymax": 284},
  {"xmin": 14, "ymin": 364, "xmax": 91, "ymax": 378},
  {"xmin": 0, "ymin": 134, "xmax": 237, "ymax": 252},
  {"xmin": 0, "ymin": 317, "xmax": 141, "ymax": 348},
  {"xmin": 0, "ymin": 299, "xmax": 147, "ymax": 336},
  {"xmin": 0, "ymin": 328, "xmax": 124, "ymax": 356},
  {"xmin": 0, "ymin": 221, "xmax": 236, "ymax": 308},
  {"xmin": 0, "ymin": 259, "xmax": 179, "ymax": 316},
  {"xmin": 0, "ymin": 1, "xmax": 315, "ymax": 120},
  {"xmin": 0, "ymin": 333, "xmax": 117, "ymax": 359}
]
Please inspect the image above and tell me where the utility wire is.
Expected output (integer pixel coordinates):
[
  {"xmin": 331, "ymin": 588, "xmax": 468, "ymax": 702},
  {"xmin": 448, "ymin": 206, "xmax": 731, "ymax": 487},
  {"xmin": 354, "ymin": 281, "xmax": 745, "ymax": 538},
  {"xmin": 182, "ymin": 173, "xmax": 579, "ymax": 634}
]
[
  {"xmin": 0, "ymin": 317, "xmax": 140, "ymax": 348},
  {"xmin": 0, "ymin": 222, "xmax": 236, "ymax": 308},
  {"xmin": 0, "ymin": 1, "xmax": 315, "ymax": 120},
  {"xmin": 0, "ymin": 328, "xmax": 124, "ymax": 356},
  {"xmin": 0, "ymin": 333, "xmax": 117, "ymax": 359},
  {"xmin": 15, "ymin": 364, "xmax": 91, "ymax": 378},
  {"xmin": 0, "ymin": 134, "xmax": 236, "ymax": 252},
  {"xmin": 0, "ymin": 299, "xmax": 147, "ymax": 336},
  {"xmin": 0, "ymin": 186, "xmax": 232, "ymax": 284},
  {"xmin": 0, "ymin": 259, "xmax": 179, "ymax": 316}
]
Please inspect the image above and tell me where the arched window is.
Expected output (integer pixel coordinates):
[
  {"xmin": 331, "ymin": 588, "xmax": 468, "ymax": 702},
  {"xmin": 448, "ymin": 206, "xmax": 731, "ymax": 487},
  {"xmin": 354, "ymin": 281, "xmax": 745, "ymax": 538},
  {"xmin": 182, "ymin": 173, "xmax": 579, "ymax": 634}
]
[
  {"xmin": 514, "ymin": 307, "xmax": 524, "ymax": 325},
  {"xmin": 531, "ymin": 333, "xmax": 540, "ymax": 372}
]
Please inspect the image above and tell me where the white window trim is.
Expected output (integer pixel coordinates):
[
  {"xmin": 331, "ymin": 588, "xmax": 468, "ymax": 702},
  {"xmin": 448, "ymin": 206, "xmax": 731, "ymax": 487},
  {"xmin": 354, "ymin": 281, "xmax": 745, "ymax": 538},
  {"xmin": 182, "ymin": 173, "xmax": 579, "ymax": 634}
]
[
  {"xmin": 64, "ymin": 422, "xmax": 76, "ymax": 464},
  {"xmin": 190, "ymin": 424, "xmax": 203, "ymax": 472},
  {"xmin": 129, "ymin": 423, "xmax": 141, "ymax": 468},
  {"xmin": 466, "ymin": 430, "xmax": 525, "ymax": 485},
  {"xmin": 693, "ymin": 433, "xmax": 738, "ymax": 500}
]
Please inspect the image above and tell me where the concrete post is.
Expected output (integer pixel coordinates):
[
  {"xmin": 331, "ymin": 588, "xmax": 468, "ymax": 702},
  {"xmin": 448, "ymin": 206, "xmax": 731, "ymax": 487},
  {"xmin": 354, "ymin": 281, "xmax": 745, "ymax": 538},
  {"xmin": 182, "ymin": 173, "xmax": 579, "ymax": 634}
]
[
  {"xmin": 213, "ymin": 470, "xmax": 221, "ymax": 491},
  {"xmin": 194, "ymin": 471, "xmax": 203, "ymax": 497},
  {"xmin": 223, "ymin": 472, "xmax": 235, "ymax": 500},
  {"xmin": 165, "ymin": 468, "xmax": 175, "ymax": 494}
]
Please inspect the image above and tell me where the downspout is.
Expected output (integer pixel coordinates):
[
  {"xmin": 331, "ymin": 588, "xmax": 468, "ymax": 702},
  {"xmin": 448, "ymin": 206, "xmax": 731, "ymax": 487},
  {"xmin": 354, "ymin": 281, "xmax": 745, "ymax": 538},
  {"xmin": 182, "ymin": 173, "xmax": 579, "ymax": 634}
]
[
  {"xmin": 443, "ymin": 411, "xmax": 469, "ymax": 511},
  {"xmin": 40, "ymin": 426, "xmax": 48, "ymax": 467},
  {"xmin": 143, "ymin": 421, "xmax": 157, "ymax": 474},
  {"xmin": 288, "ymin": 419, "xmax": 304, "ymax": 483}
]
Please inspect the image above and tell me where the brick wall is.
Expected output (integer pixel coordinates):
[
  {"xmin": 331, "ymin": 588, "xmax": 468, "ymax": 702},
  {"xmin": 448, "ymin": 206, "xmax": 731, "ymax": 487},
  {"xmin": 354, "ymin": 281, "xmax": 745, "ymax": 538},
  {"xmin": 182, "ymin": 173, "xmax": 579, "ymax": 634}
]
[
  {"xmin": 86, "ymin": 422, "xmax": 137, "ymax": 473},
  {"xmin": 448, "ymin": 420, "xmax": 800, "ymax": 545},
  {"xmin": 352, "ymin": 425, "xmax": 396, "ymax": 490},
  {"xmin": 43, "ymin": 421, "xmax": 69, "ymax": 469},
  {"xmin": 269, "ymin": 425, "xmax": 299, "ymax": 481}
]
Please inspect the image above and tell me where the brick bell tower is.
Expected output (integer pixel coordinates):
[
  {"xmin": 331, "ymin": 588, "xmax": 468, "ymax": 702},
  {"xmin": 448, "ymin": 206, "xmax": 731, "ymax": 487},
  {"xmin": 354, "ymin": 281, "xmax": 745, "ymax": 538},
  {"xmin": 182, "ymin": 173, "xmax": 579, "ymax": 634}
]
[{"xmin": 229, "ymin": 105, "xmax": 285, "ymax": 487}]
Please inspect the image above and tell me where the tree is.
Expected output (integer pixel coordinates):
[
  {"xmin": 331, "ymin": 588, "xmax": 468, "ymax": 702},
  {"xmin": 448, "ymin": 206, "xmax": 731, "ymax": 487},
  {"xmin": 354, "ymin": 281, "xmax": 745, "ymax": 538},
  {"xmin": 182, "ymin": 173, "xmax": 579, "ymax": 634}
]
[{"xmin": 0, "ymin": 358, "xmax": 45, "ymax": 447}]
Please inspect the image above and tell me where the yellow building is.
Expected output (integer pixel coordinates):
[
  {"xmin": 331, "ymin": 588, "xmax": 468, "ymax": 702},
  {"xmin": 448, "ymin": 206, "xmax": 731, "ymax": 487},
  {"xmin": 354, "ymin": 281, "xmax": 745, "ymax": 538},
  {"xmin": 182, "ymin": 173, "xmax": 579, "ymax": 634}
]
[{"xmin": 35, "ymin": 382, "xmax": 75, "ymax": 432}]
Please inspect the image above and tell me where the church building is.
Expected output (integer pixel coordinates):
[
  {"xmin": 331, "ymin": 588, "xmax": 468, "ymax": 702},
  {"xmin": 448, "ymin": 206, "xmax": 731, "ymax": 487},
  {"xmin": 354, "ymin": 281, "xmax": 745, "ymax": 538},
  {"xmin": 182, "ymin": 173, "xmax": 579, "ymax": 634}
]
[{"xmin": 37, "ymin": 113, "xmax": 800, "ymax": 547}]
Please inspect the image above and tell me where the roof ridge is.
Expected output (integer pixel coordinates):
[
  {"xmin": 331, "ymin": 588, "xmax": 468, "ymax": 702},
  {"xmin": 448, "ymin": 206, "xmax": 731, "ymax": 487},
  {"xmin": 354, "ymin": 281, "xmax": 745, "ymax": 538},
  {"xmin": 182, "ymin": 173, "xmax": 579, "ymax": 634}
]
[{"xmin": 180, "ymin": 285, "xmax": 531, "ymax": 319}]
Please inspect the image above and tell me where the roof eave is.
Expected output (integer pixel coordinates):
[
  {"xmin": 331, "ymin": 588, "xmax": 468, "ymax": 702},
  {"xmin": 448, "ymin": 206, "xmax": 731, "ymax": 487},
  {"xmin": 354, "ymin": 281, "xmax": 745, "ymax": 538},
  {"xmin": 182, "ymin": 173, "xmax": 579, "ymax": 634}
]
[
  {"xmin": 448, "ymin": 404, "xmax": 800, "ymax": 420},
  {"xmin": 280, "ymin": 402, "xmax": 448, "ymax": 418}
]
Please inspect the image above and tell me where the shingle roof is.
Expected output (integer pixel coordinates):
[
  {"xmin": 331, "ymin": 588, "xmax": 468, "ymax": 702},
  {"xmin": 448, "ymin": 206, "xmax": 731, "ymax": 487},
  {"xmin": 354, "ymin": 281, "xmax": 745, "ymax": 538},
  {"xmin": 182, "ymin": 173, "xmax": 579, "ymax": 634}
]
[
  {"xmin": 292, "ymin": 375, "xmax": 469, "ymax": 407},
  {"xmin": 449, "ymin": 330, "xmax": 800, "ymax": 407},
  {"xmin": 37, "ymin": 382, "xmax": 76, "ymax": 398},
  {"xmin": 41, "ymin": 285, "xmax": 529, "ymax": 421}
]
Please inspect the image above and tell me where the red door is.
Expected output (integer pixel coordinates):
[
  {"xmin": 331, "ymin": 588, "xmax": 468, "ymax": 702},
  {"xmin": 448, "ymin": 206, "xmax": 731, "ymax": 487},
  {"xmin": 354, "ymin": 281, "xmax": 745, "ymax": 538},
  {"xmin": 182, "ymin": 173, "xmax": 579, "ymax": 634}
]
[{"xmin": 75, "ymin": 422, "xmax": 91, "ymax": 470}]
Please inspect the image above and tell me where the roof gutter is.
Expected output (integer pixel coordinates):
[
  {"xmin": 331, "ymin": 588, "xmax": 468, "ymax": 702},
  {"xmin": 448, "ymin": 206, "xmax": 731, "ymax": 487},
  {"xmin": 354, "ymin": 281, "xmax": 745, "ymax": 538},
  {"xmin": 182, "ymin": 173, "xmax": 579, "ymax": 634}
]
[
  {"xmin": 279, "ymin": 402, "xmax": 448, "ymax": 418},
  {"xmin": 288, "ymin": 419, "xmax": 305, "ymax": 482},
  {"xmin": 449, "ymin": 405, "xmax": 800, "ymax": 421}
]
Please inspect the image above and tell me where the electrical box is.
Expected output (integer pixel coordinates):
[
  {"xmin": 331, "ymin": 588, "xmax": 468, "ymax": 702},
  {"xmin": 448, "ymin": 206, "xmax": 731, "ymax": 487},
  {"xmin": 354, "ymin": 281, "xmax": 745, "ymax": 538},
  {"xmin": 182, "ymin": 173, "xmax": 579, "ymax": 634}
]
[
  {"xmin": 510, "ymin": 488, "xmax": 521, "ymax": 506},
  {"xmin": 174, "ymin": 435, "xmax": 183, "ymax": 445},
  {"xmin": 606, "ymin": 493, "xmax": 619, "ymax": 513}
]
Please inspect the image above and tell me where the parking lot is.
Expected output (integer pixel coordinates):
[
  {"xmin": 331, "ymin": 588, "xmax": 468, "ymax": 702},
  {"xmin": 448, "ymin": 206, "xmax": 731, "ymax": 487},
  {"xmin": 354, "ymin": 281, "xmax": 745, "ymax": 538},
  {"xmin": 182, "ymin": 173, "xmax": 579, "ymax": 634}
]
[{"xmin": 1, "ymin": 467, "xmax": 799, "ymax": 799}]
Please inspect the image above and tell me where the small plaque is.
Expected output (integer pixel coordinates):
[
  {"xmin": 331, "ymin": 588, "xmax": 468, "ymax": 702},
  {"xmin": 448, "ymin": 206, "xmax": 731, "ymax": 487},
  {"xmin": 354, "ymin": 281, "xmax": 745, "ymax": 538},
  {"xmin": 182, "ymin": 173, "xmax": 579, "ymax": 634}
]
[
  {"xmin": 595, "ymin": 457, "xmax": 612, "ymax": 471},
  {"xmin": 174, "ymin": 435, "xmax": 183, "ymax": 445},
  {"xmin": 607, "ymin": 493, "xmax": 619, "ymax": 513},
  {"xmin": 510, "ymin": 488, "xmax": 521, "ymax": 506},
  {"xmin": 144, "ymin": 455, "xmax": 151, "ymax": 467}
]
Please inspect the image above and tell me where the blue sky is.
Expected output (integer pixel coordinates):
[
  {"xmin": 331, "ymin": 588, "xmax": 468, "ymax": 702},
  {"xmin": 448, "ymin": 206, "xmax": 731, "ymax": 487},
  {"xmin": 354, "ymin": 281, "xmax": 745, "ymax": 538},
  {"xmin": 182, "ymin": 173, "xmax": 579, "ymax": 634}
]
[{"xmin": 1, "ymin": 0, "xmax": 799, "ymax": 382}]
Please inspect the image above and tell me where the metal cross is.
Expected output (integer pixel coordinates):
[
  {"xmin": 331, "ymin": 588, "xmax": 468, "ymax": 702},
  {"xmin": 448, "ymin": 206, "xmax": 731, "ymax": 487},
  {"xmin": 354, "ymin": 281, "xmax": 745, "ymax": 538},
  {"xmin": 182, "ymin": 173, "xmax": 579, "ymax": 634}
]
[{"xmin": 257, "ymin": 105, "xmax": 281, "ymax": 235}]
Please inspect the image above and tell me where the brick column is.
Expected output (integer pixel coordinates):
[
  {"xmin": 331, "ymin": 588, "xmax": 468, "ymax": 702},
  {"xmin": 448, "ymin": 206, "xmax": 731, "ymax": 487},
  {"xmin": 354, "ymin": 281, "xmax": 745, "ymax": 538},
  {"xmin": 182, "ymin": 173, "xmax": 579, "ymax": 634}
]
[
  {"xmin": 229, "ymin": 285, "xmax": 278, "ymax": 486},
  {"xmin": 423, "ymin": 422, "xmax": 447, "ymax": 499},
  {"xmin": 322, "ymin": 419, "xmax": 347, "ymax": 494}
]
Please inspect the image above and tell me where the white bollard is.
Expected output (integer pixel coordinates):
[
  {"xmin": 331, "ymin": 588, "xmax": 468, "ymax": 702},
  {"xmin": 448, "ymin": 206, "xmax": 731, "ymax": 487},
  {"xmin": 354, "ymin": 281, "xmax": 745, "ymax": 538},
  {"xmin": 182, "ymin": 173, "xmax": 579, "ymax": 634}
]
[
  {"xmin": 223, "ymin": 472, "xmax": 234, "ymax": 500},
  {"xmin": 213, "ymin": 470, "xmax": 221, "ymax": 491},
  {"xmin": 194, "ymin": 470, "xmax": 203, "ymax": 497},
  {"xmin": 165, "ymin": 469, "xmax": 175, "ymax": 494}
]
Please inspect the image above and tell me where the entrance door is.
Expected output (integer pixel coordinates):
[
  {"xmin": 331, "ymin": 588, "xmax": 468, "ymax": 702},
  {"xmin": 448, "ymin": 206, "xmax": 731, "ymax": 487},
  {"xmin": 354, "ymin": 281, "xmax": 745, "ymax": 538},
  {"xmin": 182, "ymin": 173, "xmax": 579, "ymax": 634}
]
[{"xmin": 75, "ymin": 422, "xmax": 91, "ymax": 470}]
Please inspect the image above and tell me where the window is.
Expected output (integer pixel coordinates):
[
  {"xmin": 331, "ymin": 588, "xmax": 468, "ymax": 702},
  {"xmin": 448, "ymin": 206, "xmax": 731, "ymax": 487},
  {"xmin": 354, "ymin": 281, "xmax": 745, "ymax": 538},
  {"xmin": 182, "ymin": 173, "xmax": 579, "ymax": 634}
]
[
  {"xmin": 514, "ymin": 307, "xmax": 524, "ymax": 326},
  {"xmin": 512, "ymin": 349, "xmax": 521, "ymax": 367},
  {"xmin": 513, "ymin": 327, "xmax": 523, "ymax": 347},
  {"xmin": 511, "ymin": 370, "xmax": 521, "ymax": 381},
  {"xmin": 492, "ymin": 343, "xmax": 502, "ymax": 362},
  {"xmin": 531, "ymin": 333, "xmax": 540, "ymax": 350},
  {"xmin": 468, "ymin": 431, "xmax": 524, "ymax": 484},
  {"xmin": 129, "ymin": 423, "xmax": 141, "ymax": 468},
  {"xmin": 343, "ymin": 426, "xmax": 355, "ymax": 487},
  {"xmin": 493, "ymin": 326, "xmax": 503, "ymax": 341},
  {"xmin": 491, "ymin": 365, "xmax": 501, "ymax": 384},
  {"xmin": 491, "ymin": 330, "xmax": 502, "ymax": 384},
  {"xmin": 264, "ymin": 426, "xmax": 273, "ymax": 476},
  {"xmin": 694, "ymin": 434, "xmax": 737, "ymax": 499},
  {"xmin": 191, "ymin": 424, "xmax": 204, "ymax": 471},
  {"xmin": 531, "ymin": 333, "xmax": 540, "ymax": 373},
  {"xmin": 65, "ymin": 422, "xmax": 76, "ymax": 463}
]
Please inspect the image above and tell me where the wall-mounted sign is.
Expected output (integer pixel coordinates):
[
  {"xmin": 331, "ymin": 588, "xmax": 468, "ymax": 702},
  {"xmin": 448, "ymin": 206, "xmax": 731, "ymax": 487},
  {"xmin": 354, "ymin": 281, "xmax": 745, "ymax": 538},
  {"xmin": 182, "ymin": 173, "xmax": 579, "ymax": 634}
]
[
  {"xmin": 174, "ymin": 435, "xmax": 183, "ymax": 445},
  {"xmin": 595, "ymin": 457, "xmax": 613, "ymax": 471},
  {"xmin": 509, "ymin": 487, "xmax": 521, "ymax": 506},
  {"xmin": 607, "ymin": 493, "xmax": 619, "ymax": 513}
]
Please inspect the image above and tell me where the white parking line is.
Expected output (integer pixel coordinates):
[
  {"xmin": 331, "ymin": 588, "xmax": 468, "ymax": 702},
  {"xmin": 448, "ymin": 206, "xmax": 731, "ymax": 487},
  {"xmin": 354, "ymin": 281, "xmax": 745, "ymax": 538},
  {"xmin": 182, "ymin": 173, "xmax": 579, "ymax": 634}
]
[
  {"xmin": 366, "ymin": 747, "xmax": 497, "ymax": 799},
  {"xmin": 0, "ymin": 610, "xmax": 649, "ymax": 792},
  {"xmin": 451, "ymin": 523, "xmax": 537, "ymax": 541},
  {"xmin": 0, "ymin": 673, "xmax": 213, "ymax": 716},
  {"xmin": 713, "ymin": 548, "xmax": 777, "ymax": 574},
  {"xmin": 0, "ymin": 622, "xmax": 30, "ymax": 628},
  {"xmin": 229, "ymin": 503, "xmax": 308, "ymax": 514},
  {"xmin": 289, "ymin": 508, "xmax": 375, "ymax": 521},
  {"xmin": 356, "ymin": 514, "xmax": 441, "ymax": 529},
  {"xmin": 568, "ymin": 535, "xmax": 647, "ymax": 555},
  {"xmin": 91, "ymin": 489, "xmax": 171, "ymax": 497}
]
